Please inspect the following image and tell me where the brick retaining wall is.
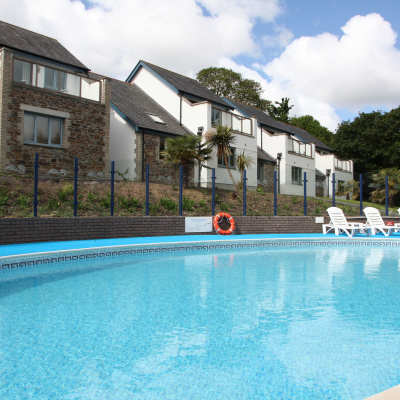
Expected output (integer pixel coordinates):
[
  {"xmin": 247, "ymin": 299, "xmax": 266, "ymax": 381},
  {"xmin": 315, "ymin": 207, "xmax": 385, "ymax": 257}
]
[
  {"xmin": 0, "ymin": 216, "xmax": 332, "ymax": 245},
  {"xmin": 1, "ymin": 215, "xmax": 398, "ymax": 245}
]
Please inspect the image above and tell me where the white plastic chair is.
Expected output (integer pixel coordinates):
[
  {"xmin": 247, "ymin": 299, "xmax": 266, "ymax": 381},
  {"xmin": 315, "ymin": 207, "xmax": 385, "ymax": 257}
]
[
  {"xmin": 363, "ymin": 207, "xmax": 393, "ymax": 236},
  {"xmin": 323, "ymin": 207, "xmax": 367, "ymax": 237}
]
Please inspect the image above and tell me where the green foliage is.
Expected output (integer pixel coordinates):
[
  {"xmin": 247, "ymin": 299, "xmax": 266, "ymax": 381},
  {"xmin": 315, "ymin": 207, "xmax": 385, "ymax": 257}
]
[
  {"xmin": 234, "ymin": 151, "xmax": 254, "ymax": 190},
  {"xmin": 48, "ymin": 198, "xmax": 61, "ymax": 211},
  {"xmin": 0, "ymin": 187, "xmax": 10, "ymax": 207},
  {"xmin": 266, "ymin": 97, "xmax": 294, "ymax": 123},
  {"xmin": 290, "ymin": 115, "xmax": 333, "ymax": 147},
  {"xmin": 57, "ymin": 184, "xmax": 74, "ymax": 201},
  {"xmin": 214, "ymin": 193, "xmax": 220, "ymax": 203},
  {"xmin": 256, "ymin": 186, "xmax": 264, "ymax": 194},
  {"xmin": 159, "ymin": 197, "xmax": 177, "ymax": 211},
  {"xmin": 206, "ymin": 125, "xmax": 236, "ymax": 186},
  {"xmin": 336, "ymin": 180, "xmax": 360, "ymax": 200},
  {"xmin": 314, "ymin": 207, "xmax": 321, "ymax": 215},
  {"xmin": 291, "ymin": 196, "xmax": 299, "ymax": 204},
  {"xmin": 196, "ymin": 67, "xmax": 271, "ymax": 111},
  {"xmin": 333, "ymin": 106, "xmax": 400, "ymax": 173},
  {"xmin": 116, "ymin": 168, "xmax": 133, "ymax": 182},
  {"xmin": 182, "ymin": 196, "xmax": 196, "ymax": 211},
  {"xmin": 219, "ymin": 203, "xmax": 231, "ymax": 212},
  {"xmin": 369, "ymin": 168, "xmax": 400, "ymax": 206},
  {"xmin": 16, "ymin": 194, "xmax": 30, "ymax": 209},
  {"xmin": 149, "ymin": 203, "xmax": 160, "ymax": 214},
  {"xmin": 119, "ymin": 196, "xmax": 140, "ymax": 211},
  {"xmin": 198, "ymin": 199, "xmax": 206, "ymax": 207},
  {"xmin": 101, "ymin": 193, "xmax": 111, "ymax": 208},
  {"xmin": 87, "ymin": 192, "xmax": 99, "ymax": 203}
]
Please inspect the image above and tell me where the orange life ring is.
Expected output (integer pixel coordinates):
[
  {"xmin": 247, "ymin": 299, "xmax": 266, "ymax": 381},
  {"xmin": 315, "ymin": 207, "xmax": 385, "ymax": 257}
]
[{"xmin": 213, "ymin": 212, "xmax": 236, "ymax": 235}]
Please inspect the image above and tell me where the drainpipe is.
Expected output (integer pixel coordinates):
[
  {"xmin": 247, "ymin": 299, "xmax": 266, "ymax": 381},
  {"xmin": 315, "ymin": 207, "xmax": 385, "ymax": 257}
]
[
  {"xmin": 141, "ymin": 130, "xmax": 145, "ymax": 182},
  {"xmin": 179, "ymin": 94, "xmax": 182, "ymax": 126}
]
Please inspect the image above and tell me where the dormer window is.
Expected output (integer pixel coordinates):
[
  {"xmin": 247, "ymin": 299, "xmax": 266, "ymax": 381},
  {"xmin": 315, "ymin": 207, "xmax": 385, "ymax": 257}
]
[{"xmin": 148, "ymin": 114, "xmax": 165, "ymax": 124}]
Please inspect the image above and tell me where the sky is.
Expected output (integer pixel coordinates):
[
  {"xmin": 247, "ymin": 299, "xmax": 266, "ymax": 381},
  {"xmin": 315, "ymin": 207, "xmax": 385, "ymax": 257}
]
[{"xmin": 1, "ymin": 0, "xmax": 400, "ymax": 132}]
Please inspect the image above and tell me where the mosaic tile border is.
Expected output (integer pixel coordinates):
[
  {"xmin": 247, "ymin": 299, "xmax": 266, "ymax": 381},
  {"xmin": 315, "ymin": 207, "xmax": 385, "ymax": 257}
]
[{"xmin": 1, "ymin": 237, "xmax": 400, "ymax": 270}]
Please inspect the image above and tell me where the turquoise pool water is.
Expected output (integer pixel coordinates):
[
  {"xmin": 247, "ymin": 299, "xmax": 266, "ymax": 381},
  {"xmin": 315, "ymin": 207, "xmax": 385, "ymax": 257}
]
[{"xmin": 1, "ymin": 239, "xmax": 400, "ymax": 399}]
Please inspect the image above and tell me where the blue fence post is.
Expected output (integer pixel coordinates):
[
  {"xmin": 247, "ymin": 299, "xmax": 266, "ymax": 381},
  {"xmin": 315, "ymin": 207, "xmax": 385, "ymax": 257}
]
[
  {"xmin": 145, "ymin": 164, "xmax": 149, "ymax": 216},
  {"xmin": 332, "ymin": 173, "xmax": 336, "ymax": 207},
  {"xmin": 110, "ymin": 161, "xmax": 115, "ymax": 217},
  {"xmin": 274, "ymin": 170, "xmax": 277, "ymax": 216},
  {"xmin": 212, "ymin": 168, "xmax": 216, "ymax": 216},
  {"xmin": 33, "ymin": 153, "xmax": 39, "ymax": 218},
  {"xmin": 303, "ymin": 171, "xmax": 307, "ymax": 216},
  {"xmin": 243, "ymin": 170, "xmax": 247, "ymax": 216},
  {"xmin": 386, "ymin": 174, "xmax": 389, "ymax": 216},
  {"xmin": 359, "ymin": 174, "xmax": 363, "ymax": 216},
  {"xmin": 73, "ymin": 157, "xmax": 79, "ymax": 217},
  {"xmin": 179, "ymin": 166, "xmax": 183, "ymax": 216}
]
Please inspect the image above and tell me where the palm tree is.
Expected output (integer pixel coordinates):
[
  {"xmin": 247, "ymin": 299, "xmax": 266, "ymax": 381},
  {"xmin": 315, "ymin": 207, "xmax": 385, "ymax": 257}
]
[
  {"xmin": 369, "ymin": 168, "xmax": 400, "ymax": 206},
  {"xmin": 206, "ymin": 125, "xmax": 236, "ymax": 186},
  {"xmin": 234, "ymin": 151, "xmax": 254, "ymax": 190},
  {"xmin": 161, "ymin": 135, "xmax": 212, "ymax": 186}
]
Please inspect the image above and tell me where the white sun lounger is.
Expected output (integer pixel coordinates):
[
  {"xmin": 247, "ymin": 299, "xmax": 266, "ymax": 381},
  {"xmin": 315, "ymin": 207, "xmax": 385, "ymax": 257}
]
[
  {"xmin": 363, "ymin": 207, "xmax": 394, "ymax": 236},
  {"xmin": 323, "ymin": 207, "xmax": 367, "ymax": 237}
]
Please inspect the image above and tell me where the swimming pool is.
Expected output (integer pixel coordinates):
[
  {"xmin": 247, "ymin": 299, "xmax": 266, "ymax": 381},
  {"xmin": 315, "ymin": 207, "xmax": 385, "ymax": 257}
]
[{"xmin": 1, "ymin": 236, "xmax": 400, "ymax": 399}]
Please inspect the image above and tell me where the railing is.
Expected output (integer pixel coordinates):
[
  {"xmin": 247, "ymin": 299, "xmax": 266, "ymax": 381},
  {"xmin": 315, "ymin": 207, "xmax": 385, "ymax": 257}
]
[
  {"xmin": 335, "ymin": 158, "xmax": 352, "ymax": 173},
  {"xmin": 13, "ymin": 58, "xmax": 103, "ymax": 102},
  {"xmin": 288, "ymin": 138, "xmax": 313, "ymax": 158},
  {"xmin": 211, "ymin": 108, "xmax": 252, "ymax": 135}
]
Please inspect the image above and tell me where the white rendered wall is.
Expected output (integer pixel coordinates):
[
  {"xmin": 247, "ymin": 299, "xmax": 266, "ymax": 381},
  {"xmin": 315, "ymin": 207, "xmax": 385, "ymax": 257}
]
[
  {"xmin": 110, "ymin": 109, "xmax": 137, "ymax": 181},
  {"xmin": 130, "ymin": 67, "xmax": 181, "ymax": 124}
]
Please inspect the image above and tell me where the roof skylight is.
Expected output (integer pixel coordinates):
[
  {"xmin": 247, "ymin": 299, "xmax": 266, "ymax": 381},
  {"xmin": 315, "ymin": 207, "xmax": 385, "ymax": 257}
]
[{"xmin": 148, "ymin": 114, "xmax": 166, "ymax": 124}]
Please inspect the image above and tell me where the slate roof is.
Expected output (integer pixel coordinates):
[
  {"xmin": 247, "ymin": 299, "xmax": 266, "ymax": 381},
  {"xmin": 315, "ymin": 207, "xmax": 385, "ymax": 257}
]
[
  {"xmin": 279, "ymin": 122, "xmax": 333, "ymax": 153},
  {"xmin": 0, "ymin": 20, "xmax": 88, "ymax": 71},
  {"xmin": 106, "ymin": 75, "xmax": 191, "ymax": 136},
  {"xmin": 224, "ymin": 98, "xmax": 288, "ymax": 132},
  {"xmin": 132, "ymin": 61, "xmax": 232, "ymax": 109},
  {"xmin": 257, "ymin": 147, "xmax": 276, "ymax": 164}
]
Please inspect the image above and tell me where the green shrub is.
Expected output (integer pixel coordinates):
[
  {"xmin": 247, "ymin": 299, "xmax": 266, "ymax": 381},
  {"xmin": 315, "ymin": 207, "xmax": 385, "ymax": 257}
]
[
  {"xmin": 291, "ymin": 196, "xmax": 298, "ymax": 204},
  {"xmin": 182, "ymin": 196, "xmax": 196, "ymax": 211},
  {"xmin": 0, "ymin": 188, "xmax": 9, "ymax": 207},
  {"xmin": 57, "ymin": 184, "xmax": 74, "ymax": 201},
  {"xmin": 16, "ymin": 194, "xmax": 30, "ymax": 209},
  {"xmin": 119, "ymin": 196, "xmax": 140, "ymax": 211},
  {"xmin": 149, "ymin": 203, "xmax": 160, "ymax": 214},
  {"xmin": 48, "ymin": 198, "xmax": 61, "ymax": 211},
  {"xmin": 159, "ymin": 197, "xmax": 177, "ymax": 211},
  {"xmin": 87, "ymin": 192, "xmax": 99, "ymax": 203},
  {"xmin": 219, "ymin": 203, "xmax": 230, "ymax": 212},
  {"xmin": 101, "ymin": 193, "xmax": 111, "ymax": 208}
]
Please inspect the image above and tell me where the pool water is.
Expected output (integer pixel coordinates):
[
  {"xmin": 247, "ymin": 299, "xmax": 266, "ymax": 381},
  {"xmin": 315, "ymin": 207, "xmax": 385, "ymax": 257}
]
[{"xmin": 1, "ymin": 244, "xmax": 400, "ymax": 399}]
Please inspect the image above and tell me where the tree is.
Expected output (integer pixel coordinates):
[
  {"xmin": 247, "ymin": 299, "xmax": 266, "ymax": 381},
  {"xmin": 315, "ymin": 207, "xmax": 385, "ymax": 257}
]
[
  {"xmin": 234, "ymin": 151, "xmax": 254, "ymax": 189},
  {"xmin": 336, "ymin": 180, "xmax": 360, "ymax": 200},
  {"xmin": 161, "ymin": 135, "xmax": 212, "ymax": 186},
  {"xmin": 196, "ymin": 67, "xmax": 271, "ymax": 111},
  {"xmin": 290, "ymin": 115, "xmax": 333, "ymax": 147},
  {"xmin": 333, "ymin": 106, "xmax": 400, "ymax": 173},
  {"xmin": 266, "ymin": 97, "xmax": 294, "ymax": 123},
  {"xmin": 205, "ymin": 125, "xmax": 236, "ymax": 186},
  {"xmin": 369, "ymin": 168, "xmax": 400, "ymax": 206}
]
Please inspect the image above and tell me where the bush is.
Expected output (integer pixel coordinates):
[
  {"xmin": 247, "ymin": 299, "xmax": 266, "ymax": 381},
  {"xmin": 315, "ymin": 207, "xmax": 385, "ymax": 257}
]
[
  {"xmin": 182, "ymin": 196, "xmax": 196, "ymax": 211},
  {"xmin": 159, "ymin": 198, "xmax": 177, "ymax": 212}
]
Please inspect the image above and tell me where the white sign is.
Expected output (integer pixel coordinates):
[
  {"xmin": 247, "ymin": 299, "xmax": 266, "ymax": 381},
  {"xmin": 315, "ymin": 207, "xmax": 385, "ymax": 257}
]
[
  {"xmin": 315, "ymin": 217, "xmax": 324, "ymax": 224},
  {"xmin": 185, "ymin": 217, "xmax": 213, "ymax": 233}
]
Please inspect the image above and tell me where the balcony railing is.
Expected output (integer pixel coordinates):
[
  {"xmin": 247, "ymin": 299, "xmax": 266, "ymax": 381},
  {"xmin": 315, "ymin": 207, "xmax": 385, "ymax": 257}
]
[
  {"xmin": 211, "ymin": 108, "xmax": 252, "ymax": 136},
  {"xmin": 288, "ymin": 138, "xmax": 313, "ymax": 158},
  {"xmin": 335, "ymin": 158, "xmax": 352, "ymax": 173},
  {"xmin": 13, "ymin": 59, "xmax": 102, "ymax": 102}
]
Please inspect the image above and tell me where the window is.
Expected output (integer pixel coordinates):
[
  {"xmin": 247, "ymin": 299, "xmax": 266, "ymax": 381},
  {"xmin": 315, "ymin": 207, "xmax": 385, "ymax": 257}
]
[
  {"xmin": 13, "ymin": 59, "xmax": 33, "ymax": 84},
  {"xmin": 159, "ymin": 137, "xmax": 166, "ymax": 159},
  {"xmin": 148, "ymin": 114, "xmax": 166, "ymax": 124},
  {"xmin": 211, "ymin": 108, "xmax": 221, "ymax": 126},
  {"xmin": 292, "ymin": 166, "xmax": 302, "ymax": 185},
  {"xmin": 218, "ymin": 147, "xmax": 235, "ymax": 168},
  {"xmin": 23, "ymin": 113, "xmax": 63, "ymax": 147},
  {"xmin": 257, "ymin": 163, "xmax": 264, "ymax": 181}
]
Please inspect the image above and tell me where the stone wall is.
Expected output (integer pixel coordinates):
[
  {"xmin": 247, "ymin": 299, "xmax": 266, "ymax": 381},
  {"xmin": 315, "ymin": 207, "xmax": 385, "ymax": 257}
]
[
  {"xmin": 137, "ymin": 132, "xmax": 194, "ymax": 184},
  {"xmin": 259, "ymin": 163, "xmax": 275, "ymax": 192},
  {"xmin": 0, "ymin": 49, "xmax": 111, "ymax": 177},
  {"xmin": 0, "ymin": 215, "xmax": 334, "ymax": 245}
]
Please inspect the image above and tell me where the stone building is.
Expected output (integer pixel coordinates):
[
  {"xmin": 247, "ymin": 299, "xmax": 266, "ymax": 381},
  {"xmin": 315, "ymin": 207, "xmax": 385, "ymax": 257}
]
[{"xmin": 0, "ymin": 20, "xmax": 110, "ymax": 178}]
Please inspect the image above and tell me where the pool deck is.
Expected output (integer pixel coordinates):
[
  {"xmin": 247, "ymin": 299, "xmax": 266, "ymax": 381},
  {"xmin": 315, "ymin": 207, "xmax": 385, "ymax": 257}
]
[{"xmin": 1, "ymin": 232, "xmax": 400, "ymax": 258}]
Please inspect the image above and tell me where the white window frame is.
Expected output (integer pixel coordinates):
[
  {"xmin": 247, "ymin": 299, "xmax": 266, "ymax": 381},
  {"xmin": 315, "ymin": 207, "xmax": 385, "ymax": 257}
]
[{"xmin": 292, "ymin": 166, "xmax": 303, "ymax": 185}]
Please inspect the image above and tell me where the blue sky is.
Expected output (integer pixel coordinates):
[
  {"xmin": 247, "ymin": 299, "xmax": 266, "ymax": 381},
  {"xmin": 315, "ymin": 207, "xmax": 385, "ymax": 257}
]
[{"xmin": 1, "ymin": 0, "xmax": 400, "ymax": 131}]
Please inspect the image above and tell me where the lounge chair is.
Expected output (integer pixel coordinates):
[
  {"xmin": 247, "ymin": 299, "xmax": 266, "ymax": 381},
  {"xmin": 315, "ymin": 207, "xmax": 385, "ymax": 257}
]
[
  {"xmin": 363, "ymin": 207, "xmax": 393, "ymax": 236},
  {"xmin": 323, "ymin": 207, "xmax": 367, "ymax": 237}
]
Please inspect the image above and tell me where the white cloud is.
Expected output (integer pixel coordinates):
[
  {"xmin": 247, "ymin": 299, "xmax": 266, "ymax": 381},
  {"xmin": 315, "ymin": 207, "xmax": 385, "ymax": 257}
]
[
  {"xmin": 263, "ymin": 13, "xmax": 400, "ymax": 117},
  {"xmin": 263, "ymin": 25, "xmax": 294, "ymax": 48},
  {"xmin": 0, "ymin": 0, "xmax": 281, "ymax": 80}
]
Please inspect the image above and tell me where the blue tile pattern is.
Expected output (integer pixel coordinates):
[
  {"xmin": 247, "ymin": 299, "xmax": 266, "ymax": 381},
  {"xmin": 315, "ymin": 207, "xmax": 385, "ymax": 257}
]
[{"xmin": 2, "ymin": 237, "xmax": 400, "ymax": 270}]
